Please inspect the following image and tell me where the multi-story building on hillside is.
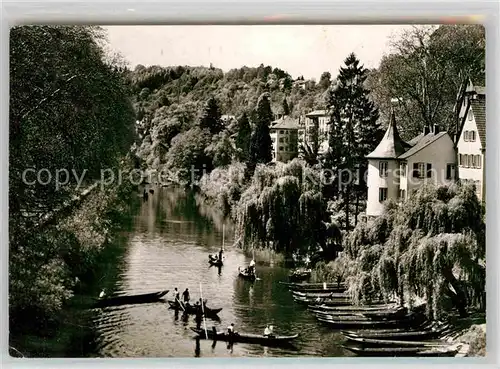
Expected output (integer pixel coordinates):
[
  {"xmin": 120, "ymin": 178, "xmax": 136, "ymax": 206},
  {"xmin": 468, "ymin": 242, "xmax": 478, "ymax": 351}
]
[{"xmin": 270, "ymin": 116, "xmax": 300, "ymax": 163}]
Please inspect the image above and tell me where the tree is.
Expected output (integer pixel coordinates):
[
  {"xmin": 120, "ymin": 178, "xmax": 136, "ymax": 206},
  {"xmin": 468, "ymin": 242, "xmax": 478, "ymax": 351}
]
[
  {"xmin": 199, "ymin": 96, "xmax": 223, "ymax": 134},
  {"xmin": 340, "ymin": 182, "xmax": 485, "ymax": 318},
  {"xmin": 367, "ymin": 25, "xmax": 485, "ymax": 139},
  {"xmin": 165, "ymin": 128, "xmax": 212, "ymax": 185},
  {"xmin": 235, "ymin": 112, "xmax": 251, "ymax": 161},
  {"xmin": 282, "ymin": 97, "xmax": 290, "ymax": 116},
  {"xmin": 318, "ymin": 71, "xmax": 332, "ymax": 90},
  {"xmin": 249, "ymin": 93, "xmax": 273, "ymax": 168},
  {"xmin": 324, "ymin": 53, "xmax": 381, "ymax": 230},
  {"xmin": 205, "ymin": 131, "xmax": 237, "ymax": 168}
]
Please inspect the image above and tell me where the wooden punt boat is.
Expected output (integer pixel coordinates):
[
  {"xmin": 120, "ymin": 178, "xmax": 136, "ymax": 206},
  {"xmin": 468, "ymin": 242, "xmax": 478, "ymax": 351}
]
[
  {"xmin": 208, "ymin": 254, "xmax": 223, "ymax": 267},
  {"xmin": 344, "ymin": 335, "xmax": 448, "ymax": 347},
  {"xmin": 318, "ymin": 316, "xmax": 416, "ymax": 329},
  {"xmin": 238, "ymin": 267, "xmax": 256, "ymax": 281},
  {"xmin": 293, "ymin": 291, "xmax": 348, "ymax": 298},
  {"xmin": 93, "ymin": 290, "xmax": 169, "ymax": 308},
  {"xmin": 308, "ymin": 303, "xmax": 398, "ymax": 312},
  {"xmin": 342, "ymin": 344, "xmax": 460, "ymax": 357},
  {"xmin": 190, "ymin": 327, "xmax": 299, "ymax": 346},
  {"xmin": 342, "ymin": 323, "xmax": 449, "ymax": 341},
  {"xmin": 279, "ymin": 282, "xmax": 345, "ymax": 291},
  {"xmin": 289, "ymin": 268, "xmax": 311, "ymax": 282},
  {"xmin": 167, "ymin": 301, "xmax": 222, "ymax": 317}
]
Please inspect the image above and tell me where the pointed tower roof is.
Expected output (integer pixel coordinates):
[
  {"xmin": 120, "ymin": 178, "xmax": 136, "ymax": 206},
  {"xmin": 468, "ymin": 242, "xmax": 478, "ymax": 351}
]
[{"xmin": 366, "ymin": 110, "xmax": 408, "ymax": 159}]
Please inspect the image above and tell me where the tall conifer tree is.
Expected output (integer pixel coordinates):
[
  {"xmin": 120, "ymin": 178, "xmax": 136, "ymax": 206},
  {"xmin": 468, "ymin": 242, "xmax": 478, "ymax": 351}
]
[{"xmin": 325, "ymin": 53, "xmax": 381, "ymax": 230}]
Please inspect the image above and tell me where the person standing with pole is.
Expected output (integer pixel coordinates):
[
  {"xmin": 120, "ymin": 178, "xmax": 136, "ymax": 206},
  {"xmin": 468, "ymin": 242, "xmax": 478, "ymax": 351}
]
[{"xmin": 199, "ymin": 282, "xmax": 208, "ymax": 339}]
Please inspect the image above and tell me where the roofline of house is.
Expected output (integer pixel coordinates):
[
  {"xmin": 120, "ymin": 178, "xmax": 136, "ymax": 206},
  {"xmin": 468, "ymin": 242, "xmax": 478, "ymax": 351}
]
[{"xmin": 397, "ymin": 132, "xmax": 449, "ymax": 159}]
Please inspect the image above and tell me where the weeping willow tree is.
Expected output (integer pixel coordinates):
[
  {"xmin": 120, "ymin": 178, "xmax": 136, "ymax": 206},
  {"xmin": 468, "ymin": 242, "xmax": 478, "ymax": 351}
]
[
  {"xmin": 235, "ymin": 159, "xmax": 335, "ymax": 259},
  {"xmin": 341, "ymin": 182, "xmax": 485, "ymax": 317}
]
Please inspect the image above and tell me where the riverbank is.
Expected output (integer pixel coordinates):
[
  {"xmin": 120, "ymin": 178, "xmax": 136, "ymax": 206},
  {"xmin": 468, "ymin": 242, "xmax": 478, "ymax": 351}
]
[{"xmin": 9, "ymin": 181, "xmax": 140, "ymax": 358}]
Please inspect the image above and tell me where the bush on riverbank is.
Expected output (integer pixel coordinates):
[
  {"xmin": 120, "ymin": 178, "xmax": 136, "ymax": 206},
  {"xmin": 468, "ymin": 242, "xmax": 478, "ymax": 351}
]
[{"xmin": 316, "ymin": 182, "xmax": 486, "ymax": 317}]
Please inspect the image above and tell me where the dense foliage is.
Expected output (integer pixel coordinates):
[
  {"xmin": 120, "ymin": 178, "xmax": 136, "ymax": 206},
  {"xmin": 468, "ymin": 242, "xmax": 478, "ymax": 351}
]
[
  {"xmin": 9, "ymin": 26, "xmax": 136, "ymax": 335},
  {"xmin": 323, "ymin": 53, "xmax": 382, "ymax": 230},
  {"xmin": 323, "ymin": 183, "xmax": 485, "ymax": 318},
  {"xmin": 366, "ymin": 25, "xmax": 485, "ymax": 139}
]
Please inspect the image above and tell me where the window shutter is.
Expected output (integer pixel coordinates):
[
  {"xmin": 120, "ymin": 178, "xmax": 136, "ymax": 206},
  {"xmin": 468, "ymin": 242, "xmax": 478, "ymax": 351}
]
[
  {"xmin": 426, "ymin": 163, "xmax": 432, "ymax": 178},
  {"xmin": 446, "ymin": 164, "xmax": 451, "ymax": 180}
]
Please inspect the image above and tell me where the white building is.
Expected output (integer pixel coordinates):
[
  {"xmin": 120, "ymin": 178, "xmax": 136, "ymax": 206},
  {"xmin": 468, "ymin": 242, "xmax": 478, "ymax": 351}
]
[
  {"xmin": 302, "ymin": 110, "xmax": 331, "ymax": 154},
  {"xmin": 270, "ymin": 116, "xmax": 300, "ymax": 163},
  {"xmin": 366, "ymin": 112, "xmax": 456, "ymax": 217},
  {"xmin": 456, "ymin": 82, "xmax": 486, "ymax": 202}
]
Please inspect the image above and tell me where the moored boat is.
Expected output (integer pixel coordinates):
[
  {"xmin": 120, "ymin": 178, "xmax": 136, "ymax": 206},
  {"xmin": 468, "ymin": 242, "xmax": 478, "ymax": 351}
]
[
  {"xmin": 342, "ymin": 344, "xmax": 460, "ymax": 357},
  {"xmin": 279, "ymin": 281, "xmax": 346, "ymax": 291},
  {"xmin": 344, "ymin": 335, "xmax": 448, "ymax": 347},
  {"xmin": 190, "ymin": 327, "xmax": 299, "ymax": 346},
  {"xmin": 289, "ymin": 268, "xmax": 312, "ymax": 282},
  {"xmin": 93, "ymin": 290, "xmax": 169, "ymax": 308},
  {"xmin": 318, "ymin": 315, "xmax": 416, "ymax": 329}
]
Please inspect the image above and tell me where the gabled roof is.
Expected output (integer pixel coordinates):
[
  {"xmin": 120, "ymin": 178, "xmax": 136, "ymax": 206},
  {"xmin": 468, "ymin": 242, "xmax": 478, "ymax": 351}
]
[
  {"xmin": 398, "ymin": 131, "xmax": 448, "ymax": 159},
  {"xmin": 271, "ymin": 116, "xmax": 300, "ymax": 130},
  {"xmin": 366, "ymin": 112, "xmax": 409, "ymax": 159},
  {"xmin": 470, "ymin": 97, "xmax": 486, "ymax": 148},
  {"xmin": 457, "ymin": 95, "xmax": 486, "ymax": 148},
  {"xmin": 306, "ymin": 109, "xmax": 328, "ymax": 117}
]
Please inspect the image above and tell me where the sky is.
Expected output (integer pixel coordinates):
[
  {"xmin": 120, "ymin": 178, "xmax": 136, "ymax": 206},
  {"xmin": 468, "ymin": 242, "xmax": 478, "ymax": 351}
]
[{"xmin": 104, "ymin": 25, "xmax": 413, "ymax": 80}]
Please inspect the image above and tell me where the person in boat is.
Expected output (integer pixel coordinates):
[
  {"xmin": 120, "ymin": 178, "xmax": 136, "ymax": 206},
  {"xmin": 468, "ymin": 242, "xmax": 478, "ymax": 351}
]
[
  {"xmin": 248, "ymin": 259, "xmax": 256, "ymax": 274},
  {"xmin": 218, "ymin": 248, "xmax": 224, "ymax": 262},
  {"xmin": 195, "ymin": 301, "xmax": 203, "ymax": 329},
  {"xmin": 174, "ymin": 288, "xmax": 181, "ymax": 309},
  {"xmin": 182, "ymin": 288, "xmax": 190, "ymax": 304},
  {"xmin": 227, "ymin": 323, "xmax": 235, "ymax": 338},
  {"xmin": 263, "ymin": 324, "xmax": 275, "ymax": 338}
]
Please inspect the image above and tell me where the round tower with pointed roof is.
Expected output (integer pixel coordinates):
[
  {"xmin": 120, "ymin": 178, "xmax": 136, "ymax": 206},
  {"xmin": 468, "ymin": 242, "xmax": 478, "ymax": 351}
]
[{"xmin": 365, "ymin": 111, "xmax": 410, "ymax": 217}]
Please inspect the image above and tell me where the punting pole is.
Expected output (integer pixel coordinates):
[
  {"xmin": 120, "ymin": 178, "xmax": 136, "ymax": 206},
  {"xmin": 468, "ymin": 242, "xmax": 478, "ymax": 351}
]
[{"xmin": 199, "ymin": 282, "xmax": 208, "ymax": 339}]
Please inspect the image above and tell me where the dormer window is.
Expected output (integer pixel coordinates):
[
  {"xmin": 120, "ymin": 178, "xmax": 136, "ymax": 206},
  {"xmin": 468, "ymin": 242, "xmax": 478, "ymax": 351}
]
[
  {"xmin": 379, "ymin": 161, "xmax": 388, "ymax": 177},
  {"xmin": 467, "ymin": 110, "xmax": 473, "ymax": 121}
]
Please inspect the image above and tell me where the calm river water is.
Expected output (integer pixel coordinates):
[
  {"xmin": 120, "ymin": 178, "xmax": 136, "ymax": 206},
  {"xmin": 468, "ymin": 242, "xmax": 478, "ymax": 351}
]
[{"xmin": 90, "ymin": 186, "xmax": 349, "ymax": 358}]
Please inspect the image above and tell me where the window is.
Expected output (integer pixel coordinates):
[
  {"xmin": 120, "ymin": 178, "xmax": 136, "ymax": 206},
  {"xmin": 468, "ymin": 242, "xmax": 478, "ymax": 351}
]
[
  {"xmin": 379, "ymin": 188, "xmax": 388, "ymax": 202},
  {"xmin": 446, "ymin": 164, "xmax": 455, "ymax": 180},
  {"xmin": 426, "ymin": 163, "xmax": 432, "ymax": 178},
  {"xmin": 279, "ymin": 146, "xmax": 284, "ymax": 151},
  {"xmin": 470, "ymin": 131, "xmax": 476, "ymax": 142},
  {"xmin": 468, "ymin": 110, "xmax": 473, "ymax": 121},
  {"xmin": 279, "ymin": 130, "xmax": 284, "ymax": 134},
  {"xmin": 400, "ymin": 163, "xmax": 407, "ymax": 177},
  {"xmin": 466, "ymin": 154, "xmax": 471, "ymax": 168},
  {"xmin": 459, "ymin": 154, "xmax": 463, "ymax": 166},
  {"xmin": 399, "ymin": 189, "xmax": 406, "ymax": 200},
  {"xmin": 464, "ymin": 131, "xmax": 469, "ymax": 142},
  {"xmin": 413, "ymin": 162, "xmax": 425, "ymax": 178},
  {"xmin": 472, "ymin": 155, "xmax": 476, "ymax": 168},
  {"xmin": 379, "ymin": 161, "xmax": 388, "ymax": 177},
  {"xmin": 279, "ymin": 137, "xmax": 284, "ymax": 143},
  {"xmin": 477, "ymin": 155, "xmax": 482, "ymax": 169}
]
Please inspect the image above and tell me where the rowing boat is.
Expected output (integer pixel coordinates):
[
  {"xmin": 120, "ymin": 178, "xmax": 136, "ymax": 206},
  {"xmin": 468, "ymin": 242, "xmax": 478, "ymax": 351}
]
[
  {"xmin": 344, "ymin": 335, "xmax": 448, "ymax": 347},
  {"xmin": 318, "ymin": 316, "xmax": 415, "ymax": 329},
  {"xmin": 289, "ymin": 268, "xmax": 311, "ymax": 282},
  {"xmin": 167, "ymin": 301, "xmax": 222, "ymax": 317},
  {"xmin": 238, "ymin": 267, "xmax": 256, "ymax": 281},
  {"xmin": 279, "ymin": 282, "xmax": 346, "ymax": 291},
  {"xmin": 293, "ymin": 291, "xmax": 348, "ymax": 298},
  {"xmin": 93, "ymin": 290, "xmax": 169, "ymax": 308},
  {"xmin": 342, "ymin": 344, "xmax": 460, "ymax": 357},
  {"xmin": 190, "ymin": 327, "xmax": 299, "ymax": 346},
  {"xmin": 208, "ymin": 255, "xmax": 223, "ymax": 267},
  {"xmin": 308, "ymin": 303, "xmax": 398, "ymax": 312}
]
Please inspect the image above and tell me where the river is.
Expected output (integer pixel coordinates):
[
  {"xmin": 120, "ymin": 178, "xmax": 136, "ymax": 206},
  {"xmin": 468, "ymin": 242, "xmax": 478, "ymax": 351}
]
[{"xmin": 89, "ymin": 186, "xmax": 350, "ymax": 358}]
